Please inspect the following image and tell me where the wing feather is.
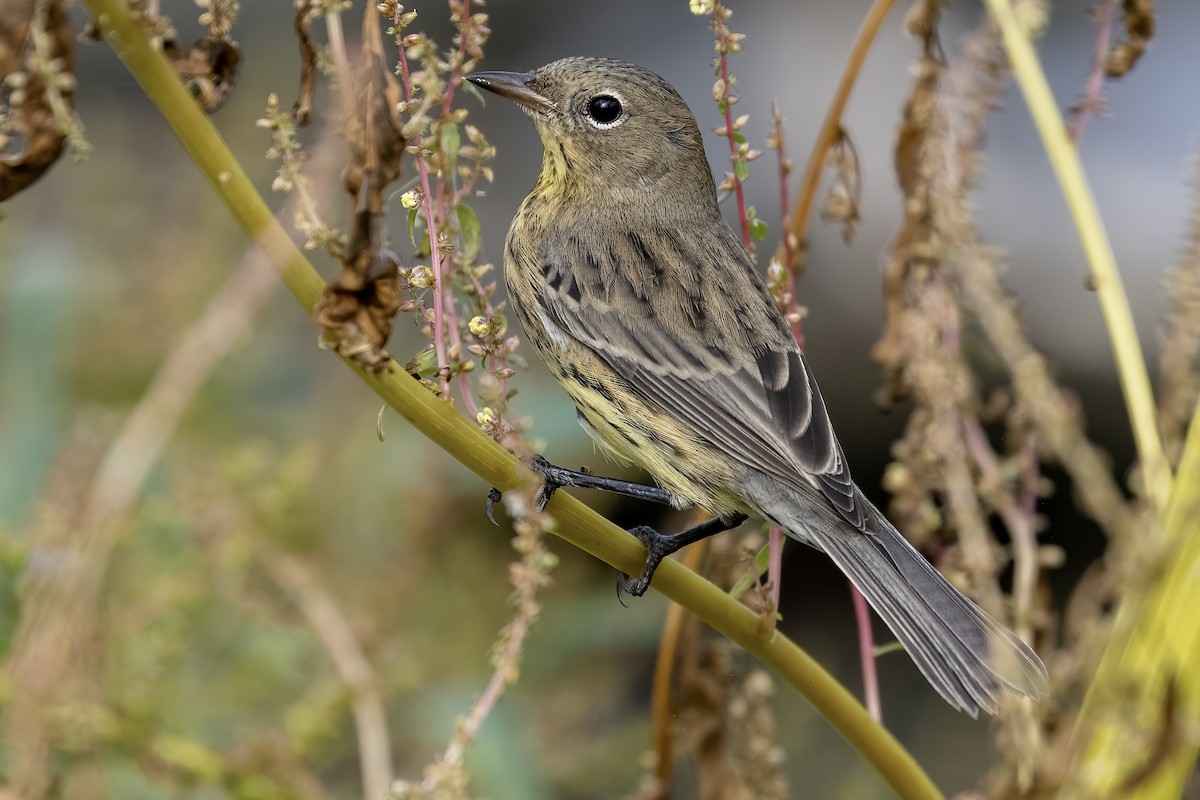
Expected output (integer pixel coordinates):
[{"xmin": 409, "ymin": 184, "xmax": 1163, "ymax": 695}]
[{"xmin": 535, "ymin": 222, "xmax": 869, "ymax": 530}]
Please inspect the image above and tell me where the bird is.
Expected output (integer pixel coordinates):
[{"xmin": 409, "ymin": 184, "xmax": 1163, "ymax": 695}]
[{"xmin": 465, "ymin": 57, "xmax": 1047, "ymax": 716}]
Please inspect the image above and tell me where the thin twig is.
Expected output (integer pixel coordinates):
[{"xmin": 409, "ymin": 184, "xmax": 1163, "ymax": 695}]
[
  {"xmin": 771, "ymin": 102, "xmax": 794, "ymax": 276},
  {"xmin": 395, "ymin": 33, "xmax": 451, "ymax": 398},
  {"xmin": 710, "ymin": 3, "xmax": 750, "ymax": 248},
  {"xmin": 324, "ymin": 6, "xmax": 352, "ymax": 98},
  {"xmin": 86, "ymin": 255, "xmax": 279, "ymax": 523},
  {"xmin": 961, "ymin": 418, "xmax": 1040, "ymax": 640},
  {"xmin": 851, "ymin": 587, "xmax": 881, "ymax": 721},
  {"xmin": 765, "ymin": 525, "xmax": 783, "ymax": 629},
  {"xmin": 649, "ymin": 541, "xmax": 709, "ymax": 796},
  {"xmin": 986, "ymin": 0, "xmax": 1171, "ymax": 511},
  {"xmin": 1068, "ymin": 0, "xmax": 1120, "ymax": 144},
  {"xmin": 5, "ymin": 249, "xmax": 281, "ymax": 796},
  {"xmin": 427, "ymin": 505, "xmax": 549, "ymax": 783},
  {"xmin": 775, "ymin": 0, "xmax": 895, "ymax": 274},
  {"xmin": 262, "ymin": 548, "xmax": 393, "ymax": 800},
  {"xmin": 434, "ymin": 0, "xmax": 474, "ymax": 414}
]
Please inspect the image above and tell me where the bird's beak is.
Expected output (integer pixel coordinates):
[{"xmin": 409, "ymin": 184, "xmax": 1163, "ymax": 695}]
[{"xmin": 465, "ymin": 71, "xmax": 554, "ymax": 113}]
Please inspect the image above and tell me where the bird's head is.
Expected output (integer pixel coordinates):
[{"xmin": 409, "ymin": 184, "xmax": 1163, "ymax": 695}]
[{"xmin": 466, "ymin": 57, "xmax": 715, "ymax": 206}]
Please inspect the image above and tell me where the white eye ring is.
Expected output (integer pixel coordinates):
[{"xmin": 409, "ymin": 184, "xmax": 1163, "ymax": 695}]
[{"xmin": 584, "ymin": 91, "xmax": 627, "ymax": 129}]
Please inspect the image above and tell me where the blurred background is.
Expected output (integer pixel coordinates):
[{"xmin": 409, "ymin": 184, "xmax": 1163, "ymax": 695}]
[{"xmin": 2, "ymin": 1, "xmax": 1198, "ymax": 798}]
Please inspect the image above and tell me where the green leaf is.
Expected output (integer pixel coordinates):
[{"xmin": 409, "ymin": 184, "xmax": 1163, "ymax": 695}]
[
  {"xmin": 749, "ymin": 217, "xmax": 767, "ymax": 241},
  {"xmin": 462, "ymin": 80, "xmax": 487, "ymax": 106},
  {"xmin": 440, "ymin": 122, "xmax": 461, "ymax": 172},
  {"xmin": 733, "ymin": 132, "xmax": 746, "ymax": 144},
  {"xmin": 407, "ymin": 207, "xmax": 419, "ymax": 248},
  {"xmin": 730, "ymin": 541, "xmax": 771, "ymax": 599},
  {"xmin": 875, "ymin": 641, "xmax": 906, "ymax": 657},
  {"xmin": 406, "ymin": 345, "xmax": 440, "ymax": 378},
  {"xmin": 734, "ymin": 158, "xmax": 749, "ymax": 182},
  {"xmin": 456, "ymin": 203, "xmax": 481, "ymax": 261}
]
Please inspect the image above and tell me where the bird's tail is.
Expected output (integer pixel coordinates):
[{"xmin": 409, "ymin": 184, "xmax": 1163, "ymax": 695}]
[{"xmin": 746, "ymin": 479, "xmax": 1048, "ymax": 717}]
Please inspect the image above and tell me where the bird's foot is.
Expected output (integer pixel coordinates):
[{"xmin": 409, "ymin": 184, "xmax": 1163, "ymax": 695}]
[
  {"xmin": 615, "ymin": 513, "xmax": 749, "ymax": 601},
  {"xmin": 616, "ymin": 525, "xmax": 678, "ymax": 599},
  {"xmin": 485, "ymin": 487, "xmax": 503, "ymax": 526},
  {"xmin": 485, "ymin": 455, "xmax": 674, "ymax": 523}
]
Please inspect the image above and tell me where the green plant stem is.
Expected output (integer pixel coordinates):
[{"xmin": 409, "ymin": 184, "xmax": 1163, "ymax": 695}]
[
  {"xmin": 985, "ymin": 0, "xmax": 1171, "ymax": 511},
  {"xmin": 83, "ymin": 2, "xmax": 942, "ymax": 797},
  {"xmin": 1065, "ymin": 397, "xmax": 1200, "ymax": 798}
]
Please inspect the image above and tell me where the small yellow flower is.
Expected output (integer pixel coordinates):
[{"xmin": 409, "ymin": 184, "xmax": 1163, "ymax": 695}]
[
  {"xmin": 400, "ymin": 190, "xmax": 419, "ymax": 209},
  {"xmin": 476, "ymin": 407, "xmax": 496, "ymax": 428},
  {"xmin": 468, "ymin": 315, "xmax": 491, "ymax": 337},
  {"xmin": 689, "ymin": 0, "xmax": 714, "ymax": 15}
]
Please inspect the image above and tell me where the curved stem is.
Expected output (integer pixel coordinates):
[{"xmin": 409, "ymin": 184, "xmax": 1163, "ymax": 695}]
[
  {"xmin": 395, "ymin": 40, "xmax": 451, "ymax": 398},
  {"xmin": 775, "ymin": 0, "xmax": 894, "ymax": 271},
  {"xmin": 81, "ymin": 3, "xmax": 943, "ymax": 797},
  {"xmin": 649, "ymin": 540, "xmax": 708, "ymax": 794},
  {"xmin": 851, "ymin": 586, "xmax": 882, "ymax": 722},
  {"xmin": 985, "ymin": 0, "xmax": 1171, "ymax": 511},
  {"xmin": 712, "ymin": 7, "xmax": 750, "ymax": 248}
]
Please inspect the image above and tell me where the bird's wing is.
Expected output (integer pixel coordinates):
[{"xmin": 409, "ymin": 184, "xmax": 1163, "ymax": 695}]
[{"xmin": 535, "ymin": 223, "xmax": 871, "ymax": 530}]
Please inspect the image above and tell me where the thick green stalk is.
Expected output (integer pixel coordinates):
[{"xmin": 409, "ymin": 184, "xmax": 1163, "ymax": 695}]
[
  {"xmin": 82, "ymin": 1, "xmax": 943, "ymax": 797},
  {"xmin": 985, "ymin": 3, "xmax": 1200, "ymax": 793},
  {"xmin": 1064, "ymin": 397, "xmax": 1200, "ymax": 798},
  {"xmin": 985, "ymin": 0, "xmax": 1172, "ymax": 511}
]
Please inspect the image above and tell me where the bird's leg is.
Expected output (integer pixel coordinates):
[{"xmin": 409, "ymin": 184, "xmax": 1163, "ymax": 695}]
[
  {"xmin": 486, "ymin": 454, "xmax": 674, "ymax": 524},
  {"xmin": 527, "ymin": 455, "xmax": 675, "ymax": 508},
  {"xmin": 484, "ymin": 458, "xmax": 748, "ymax": 599},
  {"xmin": 619, "ymin": 513, "xmax": 749, "ymax": 599}
]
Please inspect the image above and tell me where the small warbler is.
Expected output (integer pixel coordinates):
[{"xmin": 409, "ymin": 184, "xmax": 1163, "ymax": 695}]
[{"xmin": 466, "ymin": 57, "xmax": 1046, "ymax": 716}]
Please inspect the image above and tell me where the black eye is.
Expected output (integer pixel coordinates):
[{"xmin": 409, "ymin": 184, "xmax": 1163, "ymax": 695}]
[{"xmin": 587, "ymin": 95, "xmax": 623, "ymax": 125}]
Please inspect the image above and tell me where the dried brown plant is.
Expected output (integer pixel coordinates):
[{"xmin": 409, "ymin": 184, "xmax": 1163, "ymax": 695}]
[
  {"xmin": 0, "ymin": 0, "xmax": 82, "ymax": 203},
  {"xmin": 4, "ymin": 1, "xmax": 1200, "ymax": 799}
]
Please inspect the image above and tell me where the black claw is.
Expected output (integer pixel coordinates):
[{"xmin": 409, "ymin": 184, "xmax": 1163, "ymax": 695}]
[
  {"xmin": 612, "ymin": 525, "xmax": 670, "ymax": 602},
  {"xmin": 615, "ymin": 578, "xmax": 630, "ymax": 608},
  {"xmin": 486, "ymin": 487, "xmax": 502, "ymax": 525},
  {"xmin": 526, "ymin": 455, "xmax": 561, "ymax": 510},
  {"xmin": 617, "ymin": 573, "xmax": 651, "ymax": 598},
  {"xmin": 534, "ymin": 483, "xmax": 556, "ymax": 511}
]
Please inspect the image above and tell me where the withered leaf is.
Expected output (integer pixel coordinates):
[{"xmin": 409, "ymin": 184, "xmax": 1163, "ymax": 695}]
[
  {"xmin": 163, "ymin": 37, "xmax": 242, "ymax": 113},
  {"xmin": 0, "ymin": 0, "xmax": 72, "ymax": 203},
  {"xmin": 293, "ymin": 0, "xmax": 316, "ymax": 126},
  {"xmin": 1106, "ymin": 0, "xmax": 1155, "ymax": 78},
  {"xmin": 316, "ymin": 4, "xmax": 407, "ymax": 373},
  {"xmin": 0, "ymin": 0, "xmax": 35, "ymax": 78},
  {"xmin": 315, "ymin": 186, "xmax": 405, "ymax": 374},
  {"xmin": 342, "ymin": 3, "xmax": 405, "ymax": 214},
  {"xmin": 819, "ymin": 127, "xmax": 862, "ymax": 245}
]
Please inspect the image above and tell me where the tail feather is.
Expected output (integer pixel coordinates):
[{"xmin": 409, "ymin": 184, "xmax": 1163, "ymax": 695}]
[{"xmin": 748, "ymin": 479, "xmax": 1048, "ymax": 717}]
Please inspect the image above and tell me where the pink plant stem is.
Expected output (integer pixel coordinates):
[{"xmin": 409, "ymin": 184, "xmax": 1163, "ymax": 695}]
[
  {"xmin": 1069, "ymin": 0, "xmax": 1119, "ymax": 144},
  {"xmin": 772, "ymin": 105, "xmax": 805, "ymax": 351},
  {"xmin": 767, "ymin": 525, "xmax": 783, "ymax": 617},
  {"xmin": 434, "ymin": 0, "xmax": 494, "ymax": 416},
  {"xmin": 773, "ymin": 67, "xmax": 876, "ymax": 721},
  {"xmin": 713, "ymin": 10, "xmax": 751, "ymax": 249},
  {"xmin": 446, "ymin": 293, "xmax": 480, "ymax": 418},
  {"xmin": 774, "ymin": 105, "xmax": 795, "ymax": 274},
  {"xmin": 395, "ymin": 32, "xmax": 451, "ymax": 397},
  {"xmin": 851, "ymin": 586, "xmax": 882, "ymax": 721},
  {"xmin": 440, "ymin": 0, "xmax": 470, "ymax": 115},
  {"xmin": 961, "ymin": 418, "xmax": 1041, "ymax": 639}
]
